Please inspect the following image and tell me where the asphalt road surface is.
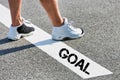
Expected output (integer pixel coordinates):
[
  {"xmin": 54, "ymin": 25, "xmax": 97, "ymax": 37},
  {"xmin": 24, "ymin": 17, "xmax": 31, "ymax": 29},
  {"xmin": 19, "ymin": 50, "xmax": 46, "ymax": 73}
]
[{"xmin": 0, "ymin": 0, "xmax": 120, "ymax": 80}]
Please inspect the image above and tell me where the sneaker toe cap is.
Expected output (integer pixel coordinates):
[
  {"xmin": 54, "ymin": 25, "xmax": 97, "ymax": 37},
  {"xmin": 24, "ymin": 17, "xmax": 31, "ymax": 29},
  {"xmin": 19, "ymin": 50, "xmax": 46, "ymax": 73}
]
[{"xmin": 76, "ymin": 28, "xmax": 84, "ymax": 35}]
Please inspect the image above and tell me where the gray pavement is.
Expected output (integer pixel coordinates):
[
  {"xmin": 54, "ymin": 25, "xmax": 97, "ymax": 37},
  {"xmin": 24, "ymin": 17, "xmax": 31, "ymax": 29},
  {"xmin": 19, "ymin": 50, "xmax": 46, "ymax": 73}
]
[{"xmin": 0, "ymin": 0, "xmax": 120, "ymax": 80}]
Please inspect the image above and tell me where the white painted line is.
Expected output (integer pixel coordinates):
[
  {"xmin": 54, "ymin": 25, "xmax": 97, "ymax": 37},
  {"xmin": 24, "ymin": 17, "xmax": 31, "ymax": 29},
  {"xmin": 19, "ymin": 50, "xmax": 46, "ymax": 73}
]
[{"xmin": 0, "ymin": 4, "xmax": 113, "ymax": 79}]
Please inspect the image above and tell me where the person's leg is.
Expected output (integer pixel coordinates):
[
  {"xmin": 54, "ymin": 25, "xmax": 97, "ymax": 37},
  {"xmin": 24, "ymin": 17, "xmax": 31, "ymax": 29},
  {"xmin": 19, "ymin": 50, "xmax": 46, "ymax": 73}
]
[
  {"xmin": 39, "ymin": 0, "xmax": 84, "ymax": 40},
  {"xmin": 39, "ymin": 0, "xmax": 63, "ymax": 27},
  {"xmin": 8, "ymin": 0, "xmax": 34, "ymax": 40},
  {"xmin": 8, "ymin": 0, "xmax": 23, "ymax": 26}
]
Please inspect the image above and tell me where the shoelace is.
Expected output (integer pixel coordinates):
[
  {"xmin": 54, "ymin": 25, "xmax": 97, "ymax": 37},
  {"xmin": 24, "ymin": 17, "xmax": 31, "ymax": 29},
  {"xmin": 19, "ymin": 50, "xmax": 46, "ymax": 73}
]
[
  {"xmin": 67, "ymin": 21, "xmax": 76, "ymax": 31},
  {"xmin": 22, "ymin": 18, "xmax": 76, "ymax": 31},
  {"xmin": 23, "ymin": 18, "xmax": 32, "ymax": 24}
]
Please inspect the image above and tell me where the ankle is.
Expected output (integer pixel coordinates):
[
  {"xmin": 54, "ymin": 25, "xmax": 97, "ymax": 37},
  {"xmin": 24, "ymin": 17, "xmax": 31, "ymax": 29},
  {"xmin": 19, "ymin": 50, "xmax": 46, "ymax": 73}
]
[
  {"xmin": 11, "ymin": 18, "xmax": 23, "ymax": 27},
  {"xmin": 53, "ymin": 18, "xmax": 64, "ymax": 27},
  {"xmin": 11, "ymin": 22, "xmax": 23, "ymax": 27}
]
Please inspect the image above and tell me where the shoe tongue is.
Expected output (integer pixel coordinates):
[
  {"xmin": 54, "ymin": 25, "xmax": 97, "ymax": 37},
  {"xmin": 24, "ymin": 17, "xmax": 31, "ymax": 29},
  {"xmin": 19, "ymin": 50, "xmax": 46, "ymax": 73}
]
[
  {"xmin": 53, "ymin": 18, "xmax": 68, "ymax": 29},
  {"xmin": 63, "ymin": 17, "xmax": 68, "ymax": 25}
]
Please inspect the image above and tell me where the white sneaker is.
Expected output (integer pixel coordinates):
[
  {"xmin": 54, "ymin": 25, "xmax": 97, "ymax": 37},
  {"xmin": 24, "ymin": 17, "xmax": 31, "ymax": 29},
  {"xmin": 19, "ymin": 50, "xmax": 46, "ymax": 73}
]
[
  {"xmin": 7, "ymin": 23, "xmax": 35, "ymax": 41},
  {"xmin": 52, "ymin": 18, "xmax": 84, "ymax": 40}
]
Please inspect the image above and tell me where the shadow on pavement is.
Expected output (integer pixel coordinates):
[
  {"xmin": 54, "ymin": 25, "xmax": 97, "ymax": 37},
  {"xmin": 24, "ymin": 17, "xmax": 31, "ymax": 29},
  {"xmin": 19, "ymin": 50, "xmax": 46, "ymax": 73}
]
[
  {"xmin": 0, "ymin": 38, "xmax": 14, "ymax": 45},
  {"xmin": 34, "ymin": 39, "xmax": 58, "ymax": 46},
  {"xmin": 0, "ymin": 38, "xmax": 58, "ymax": 56},
  {"xmin": 0, "ymin": 38, "xmax": 35, "ymax": 56},
  {"xmin": 0, "ymin": 37, "xmax": 75, "ymax": 56}
]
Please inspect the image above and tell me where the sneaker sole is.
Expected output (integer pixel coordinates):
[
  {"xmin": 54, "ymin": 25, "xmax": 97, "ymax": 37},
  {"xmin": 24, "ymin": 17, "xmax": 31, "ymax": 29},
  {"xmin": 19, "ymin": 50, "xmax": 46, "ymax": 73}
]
[
  {"xmin": 52, "ymin": 28, "xmax": 85, "ymax": 41},
  {"xmin": 8, "ymin": 31, "xmax": 34, "ymax": 41}
]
